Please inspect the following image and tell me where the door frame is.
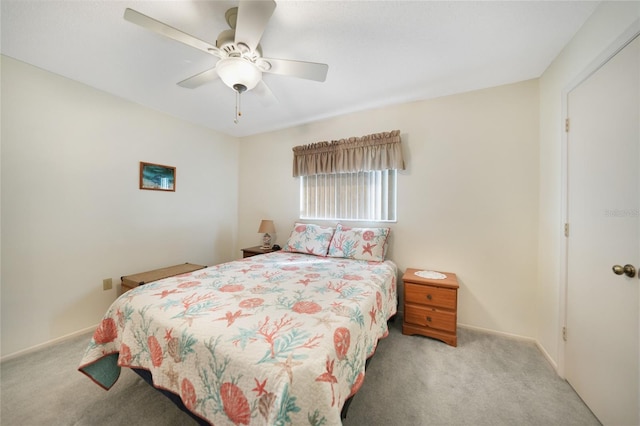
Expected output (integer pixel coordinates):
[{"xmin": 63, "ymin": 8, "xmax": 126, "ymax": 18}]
[{"xmin": 557, "ymin": 19, "xmax": 640, "ymax": 378}]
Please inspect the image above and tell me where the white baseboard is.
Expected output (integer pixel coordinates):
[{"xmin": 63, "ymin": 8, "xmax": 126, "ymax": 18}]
[
  {"xmin": 535, "ymin": 340, "xmax": 558, "ymax": 372},
  {"xmin": 457, "ymin": 322, "xmax": 536, "ymax": 342},
  {"xmin": 1, "ymin": 324, "xmax": 96, "ymax": 363}
]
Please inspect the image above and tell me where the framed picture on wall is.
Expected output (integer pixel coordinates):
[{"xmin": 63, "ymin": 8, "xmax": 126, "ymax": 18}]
[{"xmin": 139, "ymin": 162, "xmax": 176, "ymax": 192}]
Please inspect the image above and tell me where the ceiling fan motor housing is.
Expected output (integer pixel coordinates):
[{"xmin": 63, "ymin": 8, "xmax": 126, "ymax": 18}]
[
  {"xmin": 216, "ymin": 29, "xmax": 262, "ymax": 59},
  {"xmin": 216, "ymin": 29, "xmax": 238, "ymax": 55}
]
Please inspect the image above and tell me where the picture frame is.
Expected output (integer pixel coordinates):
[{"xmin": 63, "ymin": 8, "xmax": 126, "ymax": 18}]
[{"xmin": 139, "ymin": 162, "xmax": 176, "ymax": 192}]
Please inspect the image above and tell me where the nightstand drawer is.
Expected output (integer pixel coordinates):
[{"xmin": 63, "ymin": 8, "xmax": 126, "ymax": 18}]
[
  {"xmin": 405, "ymin": 282, "xmax": 456, "ymax": 310},
  {"xmin": 404, "ymin": 304, "xmax": 456, "ymax": 333}
]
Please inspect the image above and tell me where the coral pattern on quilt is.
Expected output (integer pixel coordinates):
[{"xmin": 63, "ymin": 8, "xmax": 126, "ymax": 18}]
[{"xmin": 79, "ymin": 252, "xmax": 397, "ymax": 426}]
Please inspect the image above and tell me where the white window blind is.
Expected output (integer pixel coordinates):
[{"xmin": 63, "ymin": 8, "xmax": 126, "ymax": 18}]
[{"xmin": 300, "ymin": 170, "xmax": 397, "ymax": 222}]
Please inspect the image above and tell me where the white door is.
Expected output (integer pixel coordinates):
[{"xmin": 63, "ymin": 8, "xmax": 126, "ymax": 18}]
[{"xmin": 565, "ymin": 35, "xmax": 639, "ymax": 426}]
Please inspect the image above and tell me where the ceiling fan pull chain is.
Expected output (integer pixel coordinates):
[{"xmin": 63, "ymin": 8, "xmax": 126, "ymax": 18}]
[{"xmin": 234, "ymin": 90, "xmax": 241, "ymax": 124}]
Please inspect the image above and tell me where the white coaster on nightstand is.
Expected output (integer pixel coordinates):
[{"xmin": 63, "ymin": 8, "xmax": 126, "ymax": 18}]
[{"xmin": 414, "ymin": 270, "xmax": 447, "ymax": 280}]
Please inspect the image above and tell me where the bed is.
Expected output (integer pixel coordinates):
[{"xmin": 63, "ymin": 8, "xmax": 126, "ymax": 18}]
[{"xmin": 79, "ymin": 223, "xmax": 397, "ymax": 425}]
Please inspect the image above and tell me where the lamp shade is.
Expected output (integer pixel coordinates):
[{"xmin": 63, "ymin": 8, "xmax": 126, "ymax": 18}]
[
  {"xmin": 258, "ymin": 220, "xmax": 275, "ymax": 234},
  {"xmin": 216, "ymin": 57, "xmax": 262, "ymax": 91}
]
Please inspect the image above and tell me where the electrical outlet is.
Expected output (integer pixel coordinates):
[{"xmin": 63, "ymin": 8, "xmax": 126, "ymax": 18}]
[{"xmin": 102, "ymin": 278, "xmax": 113, "ymax": 291}]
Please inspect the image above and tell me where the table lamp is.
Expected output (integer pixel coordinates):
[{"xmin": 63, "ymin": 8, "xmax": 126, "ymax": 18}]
[{"xmin": 258, "ymin": 220, "xmax": 276, "ymax": 249}]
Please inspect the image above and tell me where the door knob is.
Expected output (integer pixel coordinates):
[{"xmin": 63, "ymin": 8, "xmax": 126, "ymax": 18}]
[
  {"xmin": 612, "ymin": 264, "xmax": 636, "ymax": 278},
  {"xmin": 623, "ymin": 264, "xmax": 636, "ymax": 278}
]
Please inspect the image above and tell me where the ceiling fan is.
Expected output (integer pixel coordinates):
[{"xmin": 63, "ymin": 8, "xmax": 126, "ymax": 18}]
[{"xmin": 124, "ymin": 0, "xmax": 329, "ymax": 123}]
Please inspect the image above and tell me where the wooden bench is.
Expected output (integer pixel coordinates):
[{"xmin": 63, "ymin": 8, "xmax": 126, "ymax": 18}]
[{"xmin": 121, "ymin": 263, "xmax": 207, "ymax": 293}]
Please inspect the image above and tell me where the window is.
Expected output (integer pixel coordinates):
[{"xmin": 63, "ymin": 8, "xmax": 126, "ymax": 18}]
[
  {"xmin": 292, "ymin": 130, "xmax": 404, "ymax": 223},
  {"xmin": 300, "ymin": 170, "xmax": 397, "ymax": 222}
]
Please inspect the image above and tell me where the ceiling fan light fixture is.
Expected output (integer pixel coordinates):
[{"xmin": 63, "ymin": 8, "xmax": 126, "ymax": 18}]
[{"xmin": 216, "ymin": 57, "xmax": 262, "ymax": 92}]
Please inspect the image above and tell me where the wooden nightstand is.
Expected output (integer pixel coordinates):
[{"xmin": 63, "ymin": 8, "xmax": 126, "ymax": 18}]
[
  {"xmin": 121, "ymin": 263, "xmax": 206, "ymax": 293},
  {"xmin": 241, "ymin": 246, "xmax": 279, "ymax": 258},
  {"xmin": 402, "ymin": 268, "xmax": 459, "ymax": 347}
]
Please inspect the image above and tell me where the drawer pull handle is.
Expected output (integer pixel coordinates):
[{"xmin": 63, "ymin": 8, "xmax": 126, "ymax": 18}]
[{"xmin": 426, "ymin": 294, "xmax": 432, "ymax": 300}]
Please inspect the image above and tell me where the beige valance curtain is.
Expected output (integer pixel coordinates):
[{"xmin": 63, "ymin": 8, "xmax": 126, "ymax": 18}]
[{"xmin": 292, "ymin": 129, "xmax": 404, "ymax": 177}]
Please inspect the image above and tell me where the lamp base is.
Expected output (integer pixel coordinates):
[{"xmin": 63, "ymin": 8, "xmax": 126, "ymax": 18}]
[{"xmin": 261, "ymin": 233, "xmax": 272, "ymax": 250}]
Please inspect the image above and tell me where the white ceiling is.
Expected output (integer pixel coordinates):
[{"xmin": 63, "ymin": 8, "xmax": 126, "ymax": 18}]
[{"xmin": 1, "ymin": 0, "xmax": 599, "ymax": 138}]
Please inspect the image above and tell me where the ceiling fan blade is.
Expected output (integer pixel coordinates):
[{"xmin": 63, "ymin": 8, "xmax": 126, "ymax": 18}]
[
  {"xmin": 262, "ymin": 58, "xmax": 329, "ymax": 82},
  {"xmin": 252, "ymin": 80, "xmax": 278, "ymax": 107},
  {"xmin": 124, "ymin": 8, "xmax": 221, "ymax": 57},
  {"xmin": 234, "ymin": 0, "xmax": 276, "ymax": 52},
  {"xmin": 177, "ymin": 68, "xmax": 220, "ymax": 89}
]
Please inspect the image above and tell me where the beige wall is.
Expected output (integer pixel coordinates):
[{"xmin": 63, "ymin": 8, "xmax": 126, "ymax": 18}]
[
  {"xmin": 537, "ymin": 2, "xmax": 640, "ymax": 368},
  {"xmin": 0, "ymin": 56, "xmax": 240, "ymax": 357},
  {"xmin": 238, "ymin": 79, "xmax": 540, "ymax": 339}
]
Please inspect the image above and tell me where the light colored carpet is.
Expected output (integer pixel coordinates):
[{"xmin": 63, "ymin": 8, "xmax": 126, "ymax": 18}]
[
  {"xmin": 0, "ymin": 317, "xmax": 600, "ymax": 425},
  {"xmin": 343, "ymin": 319, "xmax": 600, "ymax": 425}
]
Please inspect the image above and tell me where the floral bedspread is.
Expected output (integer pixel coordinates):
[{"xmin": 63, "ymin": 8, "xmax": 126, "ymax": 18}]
[{"xmin": 79, "ymin": 252, "xmax": 397, "ymax": 425}]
